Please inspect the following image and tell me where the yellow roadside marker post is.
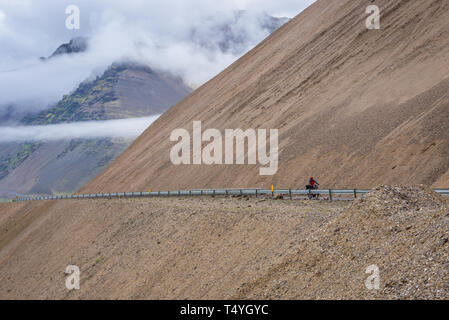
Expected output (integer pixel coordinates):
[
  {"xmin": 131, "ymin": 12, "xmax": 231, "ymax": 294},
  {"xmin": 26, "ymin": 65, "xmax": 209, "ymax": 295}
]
[{"xmin": 271, "ymin": 184, "xmax": 274, "ymax": 198}]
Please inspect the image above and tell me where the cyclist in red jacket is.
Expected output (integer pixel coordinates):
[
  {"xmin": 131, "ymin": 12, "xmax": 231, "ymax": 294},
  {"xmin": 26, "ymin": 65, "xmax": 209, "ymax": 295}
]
[
  {"xmin": 306, "ymin": 177, "xmax": 320, "ymax": 199},
  {"xmin": 309, "ymin": 177, "xmax": 319, "ymax": 188}
]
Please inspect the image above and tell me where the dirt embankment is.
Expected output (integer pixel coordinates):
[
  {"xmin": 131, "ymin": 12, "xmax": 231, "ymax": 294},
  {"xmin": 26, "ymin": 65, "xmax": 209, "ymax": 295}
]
[{"xmin": 0, "ymin": 186, "xmax": 447, "ymax": 299}]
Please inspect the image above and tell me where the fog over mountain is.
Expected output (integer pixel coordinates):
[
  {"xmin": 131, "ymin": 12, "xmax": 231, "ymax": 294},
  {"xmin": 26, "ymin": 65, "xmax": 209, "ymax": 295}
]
[
  {"xmin": 0, "ymin": 117, "xmax": 159, "ymax": 143},
  {"xmin": 0, "ymin": 1, "xmax": 311, "ymax": 197},
  {"xmin": 0, "ymin": 0, "xmax": 313, "ymax": 118}
]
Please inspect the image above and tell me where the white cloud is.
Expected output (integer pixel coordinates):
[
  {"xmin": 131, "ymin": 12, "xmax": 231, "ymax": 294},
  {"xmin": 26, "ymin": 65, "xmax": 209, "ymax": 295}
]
[
  {"xmin": 0, "ymin": 116, "xmax": 160, "ymax": 142},
  {"xmin": 0, "ymin": 0, "xmax": 316, "ymax": 114},
  {"xmin": 0, "ymin": 53, "xmax": 110, "ymax": 114}
]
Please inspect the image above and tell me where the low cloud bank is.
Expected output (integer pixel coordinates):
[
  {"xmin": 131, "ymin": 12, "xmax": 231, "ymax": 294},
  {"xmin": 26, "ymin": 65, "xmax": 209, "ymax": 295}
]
[{"xmin": 0, "ymin": 116, "xmax": 160, "ymax": 143}]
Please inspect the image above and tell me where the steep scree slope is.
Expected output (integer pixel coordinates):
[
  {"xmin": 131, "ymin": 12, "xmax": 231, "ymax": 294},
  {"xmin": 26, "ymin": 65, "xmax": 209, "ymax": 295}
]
[{"xmin": 83, "ymin": 0, "xmax": 449, "ymax": 193}]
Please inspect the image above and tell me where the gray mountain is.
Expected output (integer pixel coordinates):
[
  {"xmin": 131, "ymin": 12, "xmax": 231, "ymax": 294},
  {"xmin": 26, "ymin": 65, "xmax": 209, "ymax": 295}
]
[
  {"xmin": 0, "ymin": 63, "xmax": 191, "ymax": 197},
  {"xmin": 190, "ymin": 11, "xmax": 289, "ymax": 54},
  {"xmin": 0, "ymin": 13, "xmax": 289, "ymax": 198},
  {"xmin": 38, "ymin": 37, "xmax": 89, "ymax": 61}
]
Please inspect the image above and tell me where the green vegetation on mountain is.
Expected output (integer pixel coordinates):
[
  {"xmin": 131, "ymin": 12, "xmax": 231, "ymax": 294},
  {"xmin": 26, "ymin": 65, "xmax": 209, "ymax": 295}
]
[
  {"xmin": 1, "ymin": 66, "xmax": 129, "ymax": 181},
  {"xmin": 1, "ymin": 61, "xmax": 191, "ymax": 196},
  {"xmin": 0, "ymin": 143, "xmax": 41, "ymax": 180},
  {"xmin": 23, "ymin": 64, "xmax": 129, "ymax": 125}
]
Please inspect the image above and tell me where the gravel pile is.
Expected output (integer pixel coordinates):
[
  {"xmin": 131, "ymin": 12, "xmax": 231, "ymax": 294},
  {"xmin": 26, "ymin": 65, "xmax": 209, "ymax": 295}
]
[
  {"xmin": 238, "ymin": 186, "xmax": 449, "ymax": 299},
  {"xmin": 353, "ymin": 185, "xmax": 448, "ymax": 214}
]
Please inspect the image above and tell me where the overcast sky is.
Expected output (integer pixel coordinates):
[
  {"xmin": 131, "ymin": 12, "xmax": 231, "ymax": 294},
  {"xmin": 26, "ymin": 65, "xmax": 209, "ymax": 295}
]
[
  {"xmin": 0, "ymin": 0, "xmax": 316, "ymax": 132},
  {"xmin": 0, "ymin": 0, "xmax": 315, "ymax": 66}
]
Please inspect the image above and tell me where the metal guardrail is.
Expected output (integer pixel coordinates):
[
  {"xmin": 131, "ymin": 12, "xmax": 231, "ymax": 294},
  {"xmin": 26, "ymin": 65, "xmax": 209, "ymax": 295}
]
[{"xmin": 13, "ymin": 188, "xmax": 449, "ymax": 202}]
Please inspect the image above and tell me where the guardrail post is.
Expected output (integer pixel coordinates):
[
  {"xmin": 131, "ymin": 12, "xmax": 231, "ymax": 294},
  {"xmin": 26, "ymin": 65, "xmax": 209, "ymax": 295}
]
[{"xmin": 22, "ymin": 188, "xmax": 433, "ymax": 203}]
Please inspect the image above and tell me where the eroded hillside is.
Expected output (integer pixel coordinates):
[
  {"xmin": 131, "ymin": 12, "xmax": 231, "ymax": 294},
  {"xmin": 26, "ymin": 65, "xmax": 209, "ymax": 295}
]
[{"xmin": 83, "ymin": 0, "xmax": 449, "ymax": 193}]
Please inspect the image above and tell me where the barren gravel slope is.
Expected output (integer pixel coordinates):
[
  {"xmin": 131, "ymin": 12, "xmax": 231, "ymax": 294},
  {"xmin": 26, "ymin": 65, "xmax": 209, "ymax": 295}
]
[
  {"xmin": 1, "ymin": 186, "xmax": 448, "ymax": 299},
  {"xmin": 0, "ymin": 197, "xmax": 348, "ymax": 299},
  {"xmin": 82, "ymin": 0, "xmax": 449, "ymax": 193}
]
